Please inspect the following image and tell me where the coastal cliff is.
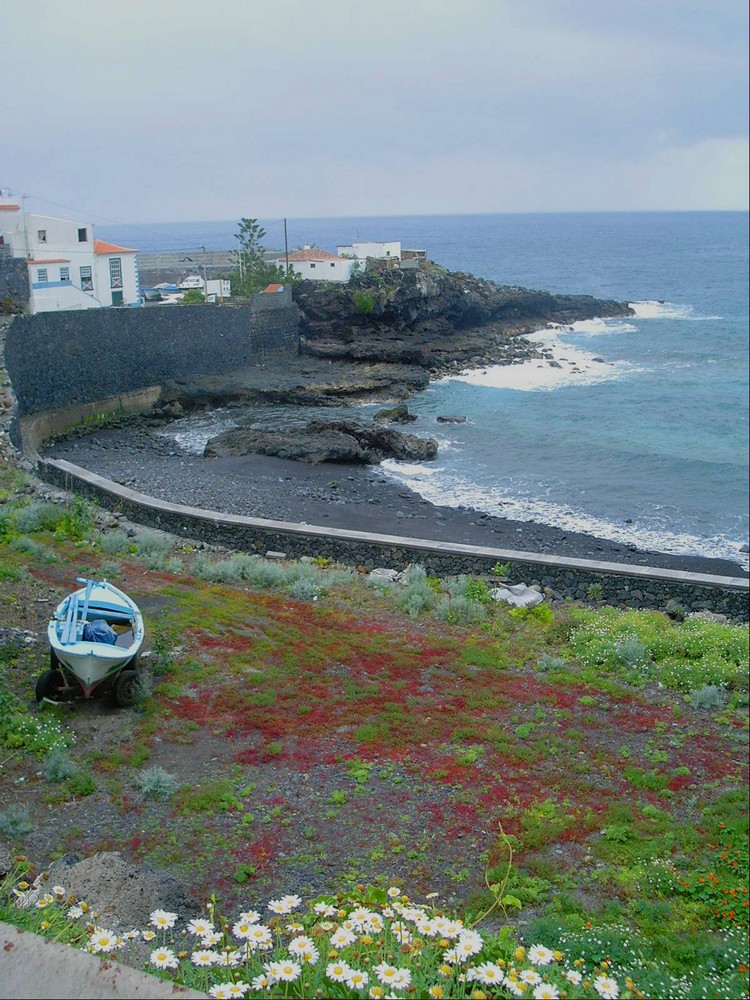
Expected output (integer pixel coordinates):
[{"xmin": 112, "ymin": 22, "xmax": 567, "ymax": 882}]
[{"xmin": 294, "ymin": 266, "xmax": 632, "ymax": 373}]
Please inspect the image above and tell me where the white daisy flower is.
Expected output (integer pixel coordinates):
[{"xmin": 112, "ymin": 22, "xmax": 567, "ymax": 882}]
[
  {"xmin": 564, "ymin": 969, "xmax": 583, "ymax": 985},
  {"xmin": 374, "ymin": 962, "xmax": 399, "ymax": 985},
  {"xmin": 267, "ymin": 960, "xmax": 302, "ymax": 982},
  {"xmin": 391, "ymin": 968, "xmax": 412, "ymax": 988},
  {"xmin": 88, "ymin": 927, "xmax": 120, "ymax": 953},
  {"xmin": 67, "ymin": 905, "xmax": 84, "ymax": 920},
  {"xmin": 149, "ymin": 909, "xmax": 178, "ymax": 929},
  {"xmin": 202, "ymin": 930, "xmax": 222, "ymax": 947},
  {"xmin": 280, "ymin": 894, "xmax": 302, "ymax": 910},
  {"xmin": 187, "ymin": 917, "xmax": 214, "ymax": 936},
  {"xmin": 528, "ymin": 944, "xmax": 555, "ymax": 966},
  {"xmin": 251, "ymin": 973, "xmax": 274, "ymax": 991},
  {"xmin": 330, "ymin": 926, "xmax": 356, "ymax": 948},
  {"xmin": 191, "ymin": 949, "xmax": 218, "ymax": 967},
  {"xmin": 387, "ymin": 886, "xmax": 402, "ymax": 897},
  {"xmin": 456, "ymin": 929, "xmax": 483, "ymax": 956},
  {"xmin": 232, "ymin": 919, "xmax": 258, "ymax": 939},
  {"xmin": 520, "ymin": 969, "xmax": 543, "ymax": 985},
  {"xmin": 326, "ymin": 960, "xmax": 353, "ymax": 982},
  {"xmin": 313, "ymin": 902, "xmax": 337, "ymax": 916},
  {"xmin": 208, "ymin": 985, "xmax": 233, "ymax": 999},
  {"xmin": 472, "ymin": 962, "xmax": 504, "ymax": 984},
  {"xmin": 150, "ymin": 947, "xmax": 179, "ymax": 969},
  {"xmin": 345, "ymin": 968, "xmax": 370, "ymax": 990},
  {"xmin": 533, "ymin": 984, "xmax": 561, "ymax": 1000},
  {"xmin": 238, "ymin": 909, "xmax": 260, "ymax": 923},
  {"xmin": 227, "ymin": 983, "xmax": 250, "ymax": 998},
  {"xmin": 594, "ymin": 975, "xmax": 620, "ymax": 999}
]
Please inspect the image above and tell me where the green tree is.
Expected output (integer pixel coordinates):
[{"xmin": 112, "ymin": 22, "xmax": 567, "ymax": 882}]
[
  {"xmin": 180, "ymin": 289, "xmax": 206, "ymax": 305},
  {"xmin": 231, "ymin": 217, "xmax": 286, "ymax": 298}
]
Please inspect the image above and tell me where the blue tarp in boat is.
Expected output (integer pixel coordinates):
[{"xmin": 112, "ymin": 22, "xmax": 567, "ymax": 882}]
[{"xmin": 82, "ymin": 621, "xmax": 117, "ymax": 644}]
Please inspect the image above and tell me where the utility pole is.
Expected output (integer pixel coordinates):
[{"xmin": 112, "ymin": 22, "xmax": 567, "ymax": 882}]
[
  {"xmin": 200, "ymin": 245, "xmax": 207, "ymax": 297},
  {"xmin": 284, "ymin": 218, "xmax": 289, "ymax": 278}
]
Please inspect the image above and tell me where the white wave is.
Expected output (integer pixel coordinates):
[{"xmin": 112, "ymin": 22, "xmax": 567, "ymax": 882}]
[
  {"xmin": 565, "ymin": 317, "xmax": 638, "ymax": 336},
  {"xmin": 155, "ymin": 411, "xmax": 239, "ymax": 455},
  {"xmin": 629, "ymin": 300, "xmax": 721, "ymax": 321},
  {"xmin": 380, "ymin": 459, "xmax": 439, "ymax": 477},
  {"xmin": 378, "ymin": 466, "xmax": 749, "ymax": 569},
  {"xmin": 444, "ymin": 333, "xmax": 638, "ymax": 392}
]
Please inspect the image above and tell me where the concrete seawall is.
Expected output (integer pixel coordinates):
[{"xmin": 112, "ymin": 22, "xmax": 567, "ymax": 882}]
[
  {"xmin": 38, "ymin": 456, "xmax": 750, "ymax": 620},
  {"xmin": 1, "ymin": 307, "xmax": 747, "ymax": 620}
]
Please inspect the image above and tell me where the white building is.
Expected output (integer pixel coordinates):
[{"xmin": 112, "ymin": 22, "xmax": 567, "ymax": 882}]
[
  {"xmin": 0, "ymin": 198, "xmax": 140, "ymax": 313},
  {"xmin": 337, "ymin": 240, "xmax": 402, "ymax": 262},
  {"xmin": 284, "ymin": 246, "xmax": 356, "ymax": 283}
]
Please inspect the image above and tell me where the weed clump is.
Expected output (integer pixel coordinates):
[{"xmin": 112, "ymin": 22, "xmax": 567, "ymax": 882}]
[{"xmin": 137, "ymin": 767, "xmax": 180, "ymax": 800}]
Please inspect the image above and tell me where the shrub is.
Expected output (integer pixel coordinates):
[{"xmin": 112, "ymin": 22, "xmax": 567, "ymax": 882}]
[
  {"xmin": 9, "ymin": 536, "xmax": 57, "ymax": 562},
  {"xmin": 536, "ymin": 653, "xmax": 566, "ymax": 672},
  {"xmin": 54, "ymin": 496, "xmax": 94, "ymax": 541},
  {"xmin": 12, "ymin": 501, "xmax": 66, "ymax": 534},
  {"xmin": 134, "ymin": 531, "xmax": 173, "ymax": 559},
  {"xmin": 99, "ymin": 528, "xmax": 132, "ymax": 555},
  {"xmin": 0, "ymin": 806, "xmax": 33, "ymax": 839},
  {"xmin": 42, "ymin": 748, "xmax": 79, "ymax": 782},
  {"xmin": 137, "ymin": 767, "xmax": 180, "ymax": 800},
  {"xmin": 690, "ymin": 684, "xmax": 725, "ymax": 711},
  {"xmin": 434, "ymin": 595, "xmax": 488, "ymax": 625}
]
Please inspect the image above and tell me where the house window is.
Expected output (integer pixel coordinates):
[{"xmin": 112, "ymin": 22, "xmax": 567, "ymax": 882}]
[
  {"xmin": 78, "ymin": 227, "xmax": 87, "ymax": 242},
  {"xmin": 37, "ymin": 229, "xmax": 47, "ymax": 243},
  {"xmin": 80, "ymin": 265, "xmax": 93, "ymax": 291},
  {"xmin": 109, "ymin": 257, "xmax": 122, "ymax": 288},
  {"xmin": 330, "ymin": 262, "xmax": 335, "ymax": 267},
  {"xmin": 37, "ymin": 268, "xmax": 48, "ymax": 283},
  {"xmin": 60, "ymin": 266, "xmax": 70, "ymax": 282},
  {"xmin": 309, "ymin": 263, "xmax": 316, "ymax": 269}
]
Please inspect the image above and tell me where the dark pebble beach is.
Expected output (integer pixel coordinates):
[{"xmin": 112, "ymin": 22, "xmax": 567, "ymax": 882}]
[{"xmin": 44, "ymin": 422, "xmax": 747, "ymax": 578}]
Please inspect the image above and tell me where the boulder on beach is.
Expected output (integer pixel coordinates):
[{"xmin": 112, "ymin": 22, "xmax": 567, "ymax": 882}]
[{"xmin": 204, "ymin": 419, "xmax": 438, "ymax": 465}]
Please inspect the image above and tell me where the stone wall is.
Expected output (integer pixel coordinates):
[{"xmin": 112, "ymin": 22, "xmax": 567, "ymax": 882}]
[
  {"xmin": 42, "ymin": 458, "xmax": 750, "ymax": 621},
  {"xmin": 3, "ymin": 295, "xmax": 298, "ymax": 417},
  {"xmin": 0, "ymin": 254, "xmax": 30, "ymax": 312}
]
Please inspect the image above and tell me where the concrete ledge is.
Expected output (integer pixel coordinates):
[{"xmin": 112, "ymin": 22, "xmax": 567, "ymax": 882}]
[
  {"xmin": 44, "ymin": 458, "xmax": 749, "ymax": 592},
  {"xmin": 35, "ymin": 457, "xmax": 749, "ymax": 622},
  {"xmin": 0, "ymin": 922, "xmax": 207, "ymax": 999}
]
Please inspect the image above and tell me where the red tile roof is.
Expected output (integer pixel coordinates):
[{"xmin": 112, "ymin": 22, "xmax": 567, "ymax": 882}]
[
  {"xmin": 262, "ymin": 283, "xmax": 284, "ymax": 293},
  {"xmin": 94, "ymin": 239, "xmax": 137, "ymax": 255},
  {"xmin": 0, "ymin": 204, "xmax": 21, "ymax": 211},
  {"xmin": 286, "ymin": 247, "xmax": 343, "ymax": 262}
]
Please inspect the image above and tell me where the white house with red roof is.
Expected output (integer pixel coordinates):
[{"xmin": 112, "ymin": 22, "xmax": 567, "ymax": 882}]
[
  {"xmin": 0, "ymin": 197, "xmax": 139, "ymax": 313},
  {"xmin": 283, "ymin": 245, "xmax": 356, "ymax": 283}
]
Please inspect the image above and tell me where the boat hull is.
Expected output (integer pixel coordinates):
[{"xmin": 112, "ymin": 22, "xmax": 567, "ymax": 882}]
[{"xmin": 47, "ymin": 580, "xmax": 145, "ymax": 698}]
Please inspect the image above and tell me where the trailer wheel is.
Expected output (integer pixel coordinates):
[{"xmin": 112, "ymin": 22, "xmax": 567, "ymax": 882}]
[
  {"xmin": 114, "ymin": 670, "xmax": 138, "ymax": 708},
  {"xmin": 36, "ymin": 669, "xmax": 64, "ymax": 703}
]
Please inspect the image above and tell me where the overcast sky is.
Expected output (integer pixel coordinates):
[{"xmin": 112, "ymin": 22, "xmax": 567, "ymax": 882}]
[{"xmin": 3, "ymin": 0, "xmax": 748, "ymax": 223}]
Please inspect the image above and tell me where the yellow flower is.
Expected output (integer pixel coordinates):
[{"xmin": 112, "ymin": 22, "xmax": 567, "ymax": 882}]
[
  {"xmin": 439, "ymin": 964, "xmax": 453, "ymax": 977},
  {"xmin": 361, "ymin": 934, "xmax": 373, "ymax": 945},
  {"xmin": 428, "ymin": 988, "xmax": 445, "ymax": 999},
  {"xmin": 328, "ymin": 949, "xmax": 339, "ymax": 960},
  {"xmin": 40, "ymin": 921, "xmax": 50, "ymax": 931},
  {"xmin": 553, "ymin": 951, "xmax": 564, "ymax": 961},
  {"xmin": 514, "ymin": 946, "xmax": 526, "ymax": 961},
  {"xmin": 471, "ymin": 991, "xmax": 488, "ymax": 999}
]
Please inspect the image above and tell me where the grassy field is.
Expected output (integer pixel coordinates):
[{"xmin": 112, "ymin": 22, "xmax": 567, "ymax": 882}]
[{"xmin": 0, "ymin": 462, "xmax": 748, "ymax": 998}]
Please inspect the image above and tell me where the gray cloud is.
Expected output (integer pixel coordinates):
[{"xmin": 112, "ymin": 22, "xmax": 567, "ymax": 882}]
[{"xmin": 3, "ymin": 0, "xmax": 747, "ymax": 221}]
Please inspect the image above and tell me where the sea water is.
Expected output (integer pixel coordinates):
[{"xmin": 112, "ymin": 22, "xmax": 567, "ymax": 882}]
[{"xmin": 101, "ymin": 212, "xmax": 749, "ymax": 566}]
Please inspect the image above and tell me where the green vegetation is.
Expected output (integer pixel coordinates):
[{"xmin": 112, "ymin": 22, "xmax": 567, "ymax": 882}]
[
  {"xmin": 0, "ymin": 458, "xmax": 747, "ymax": 996},
  {"xmin": 230, "ymin": 217, "xmax": 286, "ymax": 297}
]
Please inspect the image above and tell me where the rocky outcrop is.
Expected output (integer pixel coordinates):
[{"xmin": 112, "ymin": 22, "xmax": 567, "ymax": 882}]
[
  {"xmin": 293, "ymin": 268, "xmax": 632, "ymax": 373},
  {"xmin": 204, "ymin": 419, "xmax": 438, "ymax": 465}
]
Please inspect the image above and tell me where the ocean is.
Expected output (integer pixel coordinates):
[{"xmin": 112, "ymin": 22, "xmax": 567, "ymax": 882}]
[{"xmin": 100, "ymin": 212, "xmax": 749, "ymax": 568}]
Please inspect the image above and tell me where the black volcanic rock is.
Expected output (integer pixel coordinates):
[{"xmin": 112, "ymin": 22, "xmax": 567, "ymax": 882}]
[{"xmin": 204, "ymin": 419, "xmax": 438, "ymax": 465}]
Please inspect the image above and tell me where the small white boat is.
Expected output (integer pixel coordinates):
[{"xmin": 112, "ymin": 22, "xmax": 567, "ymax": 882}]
[{"xmin": 40, "ymin": 578, "xmax": 145, "ymax": 706}]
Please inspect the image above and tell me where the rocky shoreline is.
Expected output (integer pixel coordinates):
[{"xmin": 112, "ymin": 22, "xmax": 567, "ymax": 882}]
[{"xmin": 44, "ymin": 418, "xmax": 746, "ymax": 577}]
